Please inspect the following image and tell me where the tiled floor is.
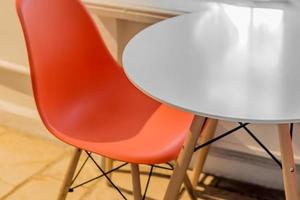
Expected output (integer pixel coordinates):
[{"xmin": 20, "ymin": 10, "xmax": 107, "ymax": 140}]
[{"xmin": 0, "ymin": 126, "xmax": 284, "ymax": 200}]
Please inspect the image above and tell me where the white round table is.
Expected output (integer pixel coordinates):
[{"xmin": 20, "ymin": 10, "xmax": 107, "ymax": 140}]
[{"xmin": 123, "ymin": 3, "xmax": 300, "ymax": 200}]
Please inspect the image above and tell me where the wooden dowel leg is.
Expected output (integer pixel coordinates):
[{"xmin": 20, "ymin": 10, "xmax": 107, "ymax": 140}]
[
  {"xmin": 278, "ymin": 124, "xmax": 299, "ymax": 200},
  {"xmin": 101, "ymin": 156, "xmax": 106, "ymax": 169},
  {"xmin": 163, "ymin": 116, "xmax": 206, "ymax": 200},
  {"xmin": 192, "ymin": 119, "xmax": 218, "ymax": 187},
  {"xmin": 57, "ymin": 148, "xmax": 82, "ymax": 200},
  {"xmin": 183, "ymin": 173, "xmax": 197, "ymax": 200},
  {"xmin": 131, "ymin": 164, "xmax": 142, "ymax": 200},
  {"xmin": 105, "ymin": 158, "xmax": 114, "ymax": 186}
]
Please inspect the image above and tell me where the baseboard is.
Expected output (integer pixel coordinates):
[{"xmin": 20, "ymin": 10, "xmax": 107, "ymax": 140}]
[
  {"xmin": 209, "ymin": 146, "xmax": 282, "ymax": 170},
  {"xmin": 204, "ymin": 146, "xmax": 295, "ymax": 190}
]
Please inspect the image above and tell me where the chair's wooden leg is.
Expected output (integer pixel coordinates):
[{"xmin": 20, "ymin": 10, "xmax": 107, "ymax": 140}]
[
  {"xmin": 131, "ymin": 164, "xmax": 142, "ymax": 200},
  {"xmin": 192, "ymin": 119, "xmax": 218, "ymax": 187},
  {"xmin": 163, "ymin": 116, "xmax": 206, "ymax": 200},
  {"xmin": 183, "ymin": 173, "xmax": 197, "ymax": 200},
  {"xmin": 278, "ymin": 124, "xmax": 299, "ymax": 200},
  {"xmin": 57, "ymin": 148, "xmax": 82, "ymax": 200},
  {"xmin": 101, "ymin": 156, "xmax": 106, "ymax": 170},
  {"xmin": 105, "ymin": 158, "xmax": 114, "ymax": 186}
]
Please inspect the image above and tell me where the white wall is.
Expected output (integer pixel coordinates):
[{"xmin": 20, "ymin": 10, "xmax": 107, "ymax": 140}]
[
  {"xmin": 0, "ymin": 0, "xmax": 28, "ymax": 66},
  {"xmin": 0, "ymin": 0, "xmax": 43, "ymax": 136}
]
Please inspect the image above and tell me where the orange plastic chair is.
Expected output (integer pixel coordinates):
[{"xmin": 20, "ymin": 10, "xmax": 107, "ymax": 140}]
[{"xmin": 16, "ymin": 0, "xmax": 213, "ymax": 199}]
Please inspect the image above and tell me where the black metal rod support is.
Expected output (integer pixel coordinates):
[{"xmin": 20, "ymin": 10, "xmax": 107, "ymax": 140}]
[
  {"xmin": 239, "ymin": 123, "xmax": 282, "ymax": 169},
  {"xmin": 152, "ymin": 164, "xmax": 173, "ymax": 171},
  {"xmin": 194, "ymin": 123, "xmax": 249, "ymax": 152},
  {"xmin": 70, "ymin": 153, "xmax": 90, "ymax": 186},
  {"xmin": 70, "ymin": 162, "xmax": 128, "ymax": 191},
  {"xmin": 142, "ymin": 165, "xmax": 154, "ymax": 200},
  {"xmin": 290, "ymin": 123, "xmax": 294, "ymax": 139},
  {"xmin": 69, "ymin": 120, "xmax": 287, "ymax": 199},
  {"xmin": 86, "ymin": 151, "xmax": 128, "ymax": 200}
]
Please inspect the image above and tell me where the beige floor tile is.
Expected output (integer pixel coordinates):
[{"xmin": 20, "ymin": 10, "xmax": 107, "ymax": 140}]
[
  {"xmin": 95, "ymin": 161, "xmax": 204, "ymax": 200},
  {"xmin": 82, "ymin": 179, "xmax": 129, "ymax": 200},
  {"xmin": 0, "ymin": 180, "xmax": 14, "ymax": 199},
  {"xmin": 3, "ymin": 151, "xmax": 100, "ymax": 200},
  {"xmin": 89, "ymin": 162, "xmax": 174, "ymax": 200},
  {"xmin": 0, "ymin": 126, "xmax": 6, "ymax": 135},
  {"xmin": 41, "ymin": 152, "xmax": 101, "ymax": 189},
  {"xmin": 66, "ymin": 188, "xmax": 91, "ymax": 200},
  {"xmin": 0, "ymin": 126, "xmax": 283, "ymax": 200},
  {"xmin": 5, "ymin": 174, "xmax": 88, "ymax": 200},
  {"xmin": 39, "ymin": 154, "xmax": 71, "ymax": 181},
  {"xmin": 0, "ymin": 129, "xmax": 67, "ymax": 185}
]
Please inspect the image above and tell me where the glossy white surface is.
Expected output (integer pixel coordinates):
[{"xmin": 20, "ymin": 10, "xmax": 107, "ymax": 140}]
[
  {"xmin": 84, "ymin": 0, "xmax": 209, "ymax": 13},
  {"xmin": 123, "ymin": 3, "xmax": 300, "ymax": 123},
  {"xmin": 84, "ymin": 0, "xmax": 293, "ymax": 13}
]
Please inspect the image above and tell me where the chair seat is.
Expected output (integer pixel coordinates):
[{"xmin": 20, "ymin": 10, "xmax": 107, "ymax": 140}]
[{"xmin": 47, "ymin": 68, "xmax": 194, "ymax": 164}]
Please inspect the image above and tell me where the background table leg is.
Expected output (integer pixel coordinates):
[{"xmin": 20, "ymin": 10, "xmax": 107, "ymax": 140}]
[
  {"xmin": 163, "ymin": 116, "xmax": 205, "ymax": 200},
  {"xmin": 192, "ymin": 119, "xmax": 218, "ymax": 187},
  {"xmin": 278, "ymin": 124, "xmax": 299, "ymax": 200}
]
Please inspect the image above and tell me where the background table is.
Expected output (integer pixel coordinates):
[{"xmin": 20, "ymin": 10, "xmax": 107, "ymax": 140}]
[{"xmin": 123, "ymin": 3, "xmax": 300, "ymax": 200}]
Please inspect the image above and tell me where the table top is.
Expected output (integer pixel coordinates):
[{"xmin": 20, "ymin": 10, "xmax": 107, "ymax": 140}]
[
  {"xmin": 84, "ymin": 0, "xmax": 208, "ymax": 13},
  {"xmin": 84, "ymin": 0, "xmax": 294, "ymax": 13},
  {"xmin": 123, "ymin": 3, "xmax": 300, "ymax": 123}
]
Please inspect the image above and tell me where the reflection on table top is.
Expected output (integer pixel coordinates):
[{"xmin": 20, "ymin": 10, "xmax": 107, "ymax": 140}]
[
  {"xmin": 123, "ymin": 3, "xmax": 300, "ymax": 123},
  {"xmin": 83, "ymin": 0, "xmax": 294, "ymax": 13}
]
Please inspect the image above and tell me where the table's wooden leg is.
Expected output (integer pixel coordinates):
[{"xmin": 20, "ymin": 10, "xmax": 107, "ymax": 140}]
[
  {"xmin": 192, "ymin": 119, "xmax": 218, "ymax": 187},
  {"xmin": 163, "ymin": 116, "xmax": 205, "ymax": 200},
  {"xmin": 278, "ymin": 124, "xmax": 299, "ymax": 200}
]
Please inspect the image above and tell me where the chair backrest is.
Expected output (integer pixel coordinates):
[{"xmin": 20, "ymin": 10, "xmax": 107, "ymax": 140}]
[{"xmin": 16, "ymin": 0, "xmax": 119, "ymax": 123}]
